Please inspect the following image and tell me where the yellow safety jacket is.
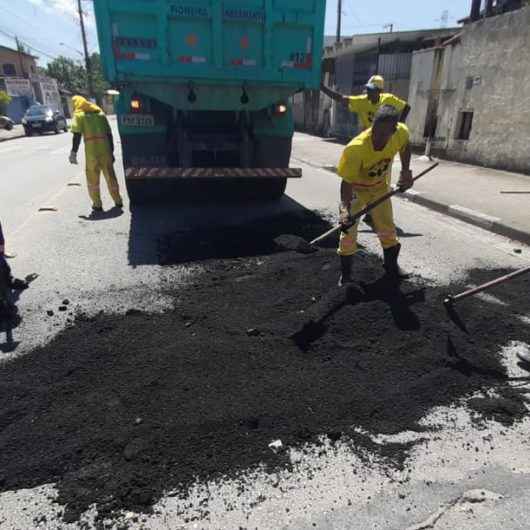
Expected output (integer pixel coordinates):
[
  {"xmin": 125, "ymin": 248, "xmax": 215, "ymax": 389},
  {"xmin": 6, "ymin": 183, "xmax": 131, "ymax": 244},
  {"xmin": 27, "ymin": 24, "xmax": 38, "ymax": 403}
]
[{"xmin": 71, "ymin": 110, "xmax": 112, "ymax": 160}]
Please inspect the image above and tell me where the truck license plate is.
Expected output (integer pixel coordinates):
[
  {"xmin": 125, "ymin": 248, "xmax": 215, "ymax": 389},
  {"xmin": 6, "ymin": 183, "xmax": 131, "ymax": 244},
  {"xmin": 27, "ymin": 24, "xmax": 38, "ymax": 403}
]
[{"xmin": 120, "ymin": 114, "xmax": 155, "ymax": 127}]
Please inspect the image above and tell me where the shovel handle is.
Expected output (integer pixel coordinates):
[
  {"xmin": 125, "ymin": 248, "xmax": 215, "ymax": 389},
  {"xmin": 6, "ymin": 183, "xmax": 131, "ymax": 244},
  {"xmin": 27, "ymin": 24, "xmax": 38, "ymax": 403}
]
[
  {"xmin": 310, "ymin": 162, "xmax": 439, "ymax": 247},
  {"xmin": 447, "ymin": 265, "xmax": 530, "ymax": 305}
]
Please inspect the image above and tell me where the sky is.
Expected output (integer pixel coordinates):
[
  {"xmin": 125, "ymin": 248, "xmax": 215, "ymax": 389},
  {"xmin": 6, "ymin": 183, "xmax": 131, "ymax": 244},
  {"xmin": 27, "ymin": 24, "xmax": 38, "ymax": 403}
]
[{"xmin": 0, "ymin": 0, "xmax": 470, "ymax": 67}]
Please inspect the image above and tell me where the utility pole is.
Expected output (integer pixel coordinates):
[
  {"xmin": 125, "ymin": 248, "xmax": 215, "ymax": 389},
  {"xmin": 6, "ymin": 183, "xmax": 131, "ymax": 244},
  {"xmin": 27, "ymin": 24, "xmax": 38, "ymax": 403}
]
[
  {"xmin": 77, "ymin": 0, "xmax": 94, "ymax": 98},
  {"xmin": 14, "ymin": 36, "xmax": 26, "ymax": 77},
  {"xmin": 336, "ymin": 0, "xmax": 342, "ymax": 43}
]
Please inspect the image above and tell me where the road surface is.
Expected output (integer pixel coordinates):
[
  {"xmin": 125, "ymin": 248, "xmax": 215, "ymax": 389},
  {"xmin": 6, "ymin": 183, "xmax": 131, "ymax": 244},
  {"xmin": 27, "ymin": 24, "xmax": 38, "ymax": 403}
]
[{"xmin": 0, "ymin": 127, "xmax": 529, "ymax": 530}]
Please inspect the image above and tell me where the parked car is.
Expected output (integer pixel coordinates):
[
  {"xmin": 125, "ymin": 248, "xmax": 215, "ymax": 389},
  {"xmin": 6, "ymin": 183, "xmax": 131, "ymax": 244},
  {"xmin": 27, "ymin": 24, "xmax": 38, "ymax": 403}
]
[
  {"xmin": 22, "ymin": 105, "xmax": 68, "ymax": 136},
  {"xmin": 0, "ymin": 115, "xmax": 14, "ymax": 131}
]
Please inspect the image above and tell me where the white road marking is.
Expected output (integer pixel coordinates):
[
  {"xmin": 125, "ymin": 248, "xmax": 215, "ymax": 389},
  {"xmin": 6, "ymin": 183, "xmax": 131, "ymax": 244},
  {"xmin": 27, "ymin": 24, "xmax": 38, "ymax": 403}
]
[{"xmin": 0, "ymin": 145, "xmax": 22, "ymax": 154}]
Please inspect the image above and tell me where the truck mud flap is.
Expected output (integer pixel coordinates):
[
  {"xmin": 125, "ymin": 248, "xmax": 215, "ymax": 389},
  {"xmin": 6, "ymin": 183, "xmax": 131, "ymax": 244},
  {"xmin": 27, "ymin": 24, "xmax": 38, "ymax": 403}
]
[{"xmin": 125, "ymin": 167, "xmax": 302, "ymax": 180}]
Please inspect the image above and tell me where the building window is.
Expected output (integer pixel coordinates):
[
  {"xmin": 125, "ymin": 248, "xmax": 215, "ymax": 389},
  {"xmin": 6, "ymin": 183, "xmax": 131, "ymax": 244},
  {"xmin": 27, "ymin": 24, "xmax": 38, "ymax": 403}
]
[
  {"xmin": 457, "ymin": 111, "xmax": 474, "ymax": 140},
  {"xmin": 2, "ymin": 63, "xmax": 17, "ymax": 76}
]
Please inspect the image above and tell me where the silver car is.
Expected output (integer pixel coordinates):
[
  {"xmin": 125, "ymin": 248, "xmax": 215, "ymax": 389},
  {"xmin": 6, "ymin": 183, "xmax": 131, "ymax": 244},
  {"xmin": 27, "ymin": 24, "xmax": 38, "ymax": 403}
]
[
  {"xmin": 0, "ymin": 115, "xmax": 14, "ymax": 131},
  {"xmin": 22, "ymin": 105, "xmax": 68, "ymax": 136}
]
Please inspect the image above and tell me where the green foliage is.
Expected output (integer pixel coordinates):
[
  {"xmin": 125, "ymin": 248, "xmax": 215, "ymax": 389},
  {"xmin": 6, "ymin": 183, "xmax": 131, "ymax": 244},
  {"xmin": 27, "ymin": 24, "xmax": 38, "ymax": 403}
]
[
  {"xmin": 46, "ymin": 56, "xmax": 87, "ymax": 95},
  {"xmin": 45, "ymin": 53, "xmax": 109, "ymax": 104},
  {"xmin": 89, "ymin": 53, "xmax": 110, "ymax": 104},
  {"xmin": 0, "ymin": 90, "xmax": 12, "ymax": 115}
]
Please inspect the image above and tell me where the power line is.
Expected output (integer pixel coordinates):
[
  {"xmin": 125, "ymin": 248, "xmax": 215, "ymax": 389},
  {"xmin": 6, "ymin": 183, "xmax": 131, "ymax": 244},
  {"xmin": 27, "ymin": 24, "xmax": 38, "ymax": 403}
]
[
  {"xmin": 0, "ymin": 26, "xmax": 59, "ymax": 61},
  {"xmin": 0, "ymin": 6, "xmax": 72, "ymax": 58}
]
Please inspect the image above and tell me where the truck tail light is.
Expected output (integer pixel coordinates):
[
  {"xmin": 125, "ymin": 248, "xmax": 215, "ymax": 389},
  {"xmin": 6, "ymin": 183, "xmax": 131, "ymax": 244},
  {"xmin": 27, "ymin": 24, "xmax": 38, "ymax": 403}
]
[
  {"xmin": 131, "ymin": 97, "xmax": 142, "ymax": 112},
  {"xmin": 275, "ymin": 104, "xmax": 288, "ymax": 116}
]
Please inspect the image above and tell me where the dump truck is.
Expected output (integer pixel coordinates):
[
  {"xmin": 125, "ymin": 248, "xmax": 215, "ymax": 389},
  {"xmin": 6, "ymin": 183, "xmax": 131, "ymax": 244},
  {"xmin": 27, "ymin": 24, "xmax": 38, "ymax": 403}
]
[{"xmin": 93, "ymin": 0, "xmax": 326, "ymax": 203}]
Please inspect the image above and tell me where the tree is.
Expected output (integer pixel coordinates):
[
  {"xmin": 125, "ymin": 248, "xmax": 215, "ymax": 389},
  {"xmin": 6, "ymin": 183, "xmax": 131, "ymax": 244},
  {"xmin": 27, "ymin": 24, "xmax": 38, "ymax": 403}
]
[
  {"xmin": 46, "ymin": 53, "xmax": 109, "ymax": 104},
  {"xmin": 89, "ymin": 53, "xmax": 110, "ymax": 104},
  {"xmin": 46, "ymin": 56, "xmax": 87, "ymax": 95},
  {"xmin": 0, "ymin": 91, "xmax": 12, "ymax": 115}
]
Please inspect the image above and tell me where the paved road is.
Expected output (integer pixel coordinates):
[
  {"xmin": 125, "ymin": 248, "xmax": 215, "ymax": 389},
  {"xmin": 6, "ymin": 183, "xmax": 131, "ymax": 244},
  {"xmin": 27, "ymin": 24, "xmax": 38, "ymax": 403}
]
[
  {"xmin": 0, "ymin": 129, "xmax": 80, "ymax": 237},
  {"xmin": 0, "ymin": 132, "xmax": 529, "ymax": 529}
]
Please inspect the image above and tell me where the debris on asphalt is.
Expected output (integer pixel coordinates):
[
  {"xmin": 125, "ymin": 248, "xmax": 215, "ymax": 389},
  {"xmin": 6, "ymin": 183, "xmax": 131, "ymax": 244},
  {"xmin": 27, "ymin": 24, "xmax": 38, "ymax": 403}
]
[
  {"xmin": 268, "ymin": 440, "xmax": 284, "ymax": 453},
  {"xmin": 0, "ymin": 219, "xmax": 528, "ymax": 525}
]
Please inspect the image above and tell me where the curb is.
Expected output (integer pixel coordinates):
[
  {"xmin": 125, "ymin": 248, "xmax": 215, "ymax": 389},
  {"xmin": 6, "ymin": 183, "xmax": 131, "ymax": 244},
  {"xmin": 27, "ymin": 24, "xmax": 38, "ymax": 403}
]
[
  {"xmin": 402, "ymin": 190, "xmax": 530, "ymax": 247},
  {"xmin": 0, "ymin": 132, "xmax": 25, "ymax": 143},
  {"xmin": 296, "ymin": 158, "xmax": 530, "ymax": 248}
]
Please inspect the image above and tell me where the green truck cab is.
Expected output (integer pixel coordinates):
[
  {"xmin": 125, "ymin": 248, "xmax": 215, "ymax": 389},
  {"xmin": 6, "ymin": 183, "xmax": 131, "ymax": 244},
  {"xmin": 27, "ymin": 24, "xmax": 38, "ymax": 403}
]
[{"xmin": 93, "ymin": 0, "xmax": 326, "ymax": 203}]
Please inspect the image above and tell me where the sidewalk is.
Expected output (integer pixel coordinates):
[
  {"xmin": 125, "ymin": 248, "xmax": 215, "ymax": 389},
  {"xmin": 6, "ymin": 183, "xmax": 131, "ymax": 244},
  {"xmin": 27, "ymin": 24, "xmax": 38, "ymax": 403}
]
[
  {"xmin": 292, "ymin": 132, "xmax": 530, "ymax": 246},
  {"xmin": 0, "ymin": 124, "xmax": 25, "ymax": 143}
]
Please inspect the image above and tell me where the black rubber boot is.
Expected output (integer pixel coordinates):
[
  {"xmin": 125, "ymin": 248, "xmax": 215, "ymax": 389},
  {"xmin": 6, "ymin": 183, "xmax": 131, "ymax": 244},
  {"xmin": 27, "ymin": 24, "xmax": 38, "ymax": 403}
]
[
  {"xmin": 383, "ymin": 243, "xmax": 410, "ymax": 281},
  {"xmin": 338, "ymin": 255, "xmax": 353, "ymax": 287}
]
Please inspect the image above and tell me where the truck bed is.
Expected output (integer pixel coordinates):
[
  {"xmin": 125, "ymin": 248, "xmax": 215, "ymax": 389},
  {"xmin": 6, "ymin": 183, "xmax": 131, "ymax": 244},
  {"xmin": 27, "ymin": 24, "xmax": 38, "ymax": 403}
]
[{"xmin": 94, "ymin": 0, "xmax": 326, "ymax": 92}]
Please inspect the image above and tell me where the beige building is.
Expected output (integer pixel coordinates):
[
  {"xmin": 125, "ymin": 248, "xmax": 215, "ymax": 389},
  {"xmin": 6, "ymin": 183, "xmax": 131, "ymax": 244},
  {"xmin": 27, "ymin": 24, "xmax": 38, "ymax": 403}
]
[
  {"xmin": 0, "ymin": 45, "xmax": 37, "ymax": 78},
  {"xmin": 407, "ymin": 2, "xmax": 530, "ymax": 174}
]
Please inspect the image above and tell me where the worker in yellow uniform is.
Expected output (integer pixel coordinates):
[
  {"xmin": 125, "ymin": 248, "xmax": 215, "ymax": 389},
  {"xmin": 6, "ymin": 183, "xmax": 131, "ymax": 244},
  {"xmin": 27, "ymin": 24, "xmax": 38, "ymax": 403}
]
[
  {"xmin": 321, "ymin": 74, "xmax": 410, "ymax": 226},
  {"xmin": 337, "ymin": 105, "xmax": 413, "ymax": 287},
  {"xmin": 69, "ymin": 95, "xmax": 123, "ymax": 213}
]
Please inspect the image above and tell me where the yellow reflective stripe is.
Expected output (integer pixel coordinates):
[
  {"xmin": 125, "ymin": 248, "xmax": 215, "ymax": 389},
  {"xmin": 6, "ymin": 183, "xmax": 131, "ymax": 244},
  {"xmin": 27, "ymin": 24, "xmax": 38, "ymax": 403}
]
[{"xmin": 351, "ymin": 180, "xmax": 384, "ymax": 189}]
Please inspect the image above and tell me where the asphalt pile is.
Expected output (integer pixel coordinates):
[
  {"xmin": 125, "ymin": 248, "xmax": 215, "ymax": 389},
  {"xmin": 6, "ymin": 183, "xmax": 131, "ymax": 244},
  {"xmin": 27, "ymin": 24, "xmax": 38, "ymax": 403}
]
[{"xmin": 0, "ymin": 216, "xmax": 529, "ymax": 525}]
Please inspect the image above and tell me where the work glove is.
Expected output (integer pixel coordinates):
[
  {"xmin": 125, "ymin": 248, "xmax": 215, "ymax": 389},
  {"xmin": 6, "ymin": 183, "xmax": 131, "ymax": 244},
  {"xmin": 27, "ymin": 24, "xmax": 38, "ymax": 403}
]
[
  {"xmin": 69, "ymin": 151, "xmax": 78, "ymax": 165},
  {"xmin": 339, "ymin": 209, "xmax": 354, "ymax": 232},
  {"xmin": 398, "ymin": 169, "xmax": 413, "ymax": 191}
]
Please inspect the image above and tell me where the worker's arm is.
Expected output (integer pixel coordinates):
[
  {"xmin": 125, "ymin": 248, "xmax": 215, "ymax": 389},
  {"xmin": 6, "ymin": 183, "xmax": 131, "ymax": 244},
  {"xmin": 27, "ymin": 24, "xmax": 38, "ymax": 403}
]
[
  {"xmin": 400, "ymin": 104, "xmax": 411, "ymax": 123},
  {"xmin": 398, "ymin": 143, "xmax": 413, "ymax": 190},
  {"xmin": 321, "ymin": 82, "xmax": 349, "ymax": 105},
  {"xmin": 72, "ymin": 133, "xmax": 81, "ymax": 154},
  {"xmin": 69, "ymin": 133, "xmax": 82, "ymax": 164},
  {"xmin": 339, "ymin": 180, "xmax": 354, "ymax": 228}
]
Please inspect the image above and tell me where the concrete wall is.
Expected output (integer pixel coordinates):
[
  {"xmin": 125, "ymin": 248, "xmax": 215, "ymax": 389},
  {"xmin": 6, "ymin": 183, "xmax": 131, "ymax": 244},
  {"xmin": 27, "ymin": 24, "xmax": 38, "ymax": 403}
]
[
  {"xmin": 408, "ymin": 49, "xmax": 437, "ymax": 145},
  {"xmin": 408, "ymin": 6, "xmax": 530, "ymax": 174},
  {"xmin": 445, "ymin": 6, "xmax": 530, "ymax": 173},
  {"xmin": 435, "ymin": 42, "xmax": 463, "ymax": 147}
]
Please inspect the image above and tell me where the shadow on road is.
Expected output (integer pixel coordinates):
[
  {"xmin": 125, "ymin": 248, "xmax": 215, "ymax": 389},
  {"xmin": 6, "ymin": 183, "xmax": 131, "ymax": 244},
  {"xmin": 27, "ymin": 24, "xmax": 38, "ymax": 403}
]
[
  {"xmin": 357, "ymin": 225, "xmax": 424, "ymax": 239},
  {"xmin": 127, "ymin": 192, "xmax": 336, "ymax": 266},
  {"xmin": 78, "ymin": 206, "xmax": 124, "ymax": 222}
]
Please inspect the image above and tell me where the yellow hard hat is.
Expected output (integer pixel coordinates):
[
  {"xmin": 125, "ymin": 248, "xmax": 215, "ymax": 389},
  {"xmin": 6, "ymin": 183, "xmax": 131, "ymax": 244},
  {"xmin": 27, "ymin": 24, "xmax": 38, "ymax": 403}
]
[{"xmin": 366, "ymin": 75, "xmax": 384, "ymax": 90}]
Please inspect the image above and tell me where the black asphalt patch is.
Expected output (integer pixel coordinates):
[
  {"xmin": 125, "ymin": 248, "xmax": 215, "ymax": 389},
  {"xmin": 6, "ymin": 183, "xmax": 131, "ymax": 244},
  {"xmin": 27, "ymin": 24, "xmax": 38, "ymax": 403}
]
[{"xmin": 0, "ymin": 220, "xmax": 529, "ymax": 526}]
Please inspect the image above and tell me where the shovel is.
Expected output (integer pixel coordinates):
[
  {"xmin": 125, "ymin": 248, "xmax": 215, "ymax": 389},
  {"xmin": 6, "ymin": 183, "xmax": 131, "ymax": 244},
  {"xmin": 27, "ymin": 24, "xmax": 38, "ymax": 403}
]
[
  {"xmin": 444, "ymin": 266, "xmax": 530, "ymax": 324},
  {"xmin": 275, "ymin": 163, "xmax": 439, "ymax": 254}
]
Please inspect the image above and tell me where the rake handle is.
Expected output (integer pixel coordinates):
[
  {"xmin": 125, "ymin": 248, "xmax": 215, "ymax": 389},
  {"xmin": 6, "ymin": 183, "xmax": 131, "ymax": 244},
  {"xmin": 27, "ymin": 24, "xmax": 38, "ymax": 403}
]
[
  {"xmin": 310, "ymin": 162, "xmax": 439, "ymax": 246},
  {"xmin": 445, "ymin": 265, "xmax": 530, "ymax": 306}
]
